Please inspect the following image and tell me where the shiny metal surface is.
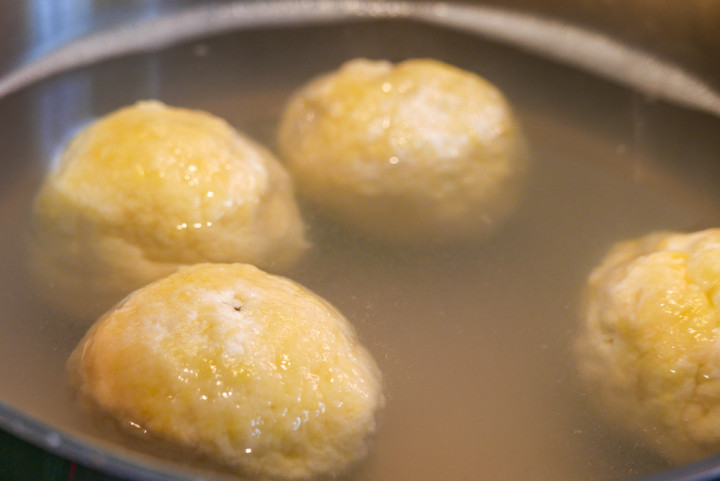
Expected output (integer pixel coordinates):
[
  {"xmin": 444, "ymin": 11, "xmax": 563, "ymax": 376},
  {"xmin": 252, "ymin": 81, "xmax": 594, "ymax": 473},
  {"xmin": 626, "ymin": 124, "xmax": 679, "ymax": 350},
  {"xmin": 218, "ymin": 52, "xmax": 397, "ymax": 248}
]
[
  {"xmin": 1, "ymin": 0, "xmax": 719, "ymax": 88},
  {"xmin": 1, "ymin": 2, "xmax": 720, "ymax": 481}
]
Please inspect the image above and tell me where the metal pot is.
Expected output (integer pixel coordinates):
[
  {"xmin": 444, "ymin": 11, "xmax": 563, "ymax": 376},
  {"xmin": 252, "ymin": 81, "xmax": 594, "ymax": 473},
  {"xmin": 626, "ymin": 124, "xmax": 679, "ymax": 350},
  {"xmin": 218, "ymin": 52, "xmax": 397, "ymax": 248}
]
[{"xmin": 1, "ymin": 2, "xmax": 719, "ymax": 480}]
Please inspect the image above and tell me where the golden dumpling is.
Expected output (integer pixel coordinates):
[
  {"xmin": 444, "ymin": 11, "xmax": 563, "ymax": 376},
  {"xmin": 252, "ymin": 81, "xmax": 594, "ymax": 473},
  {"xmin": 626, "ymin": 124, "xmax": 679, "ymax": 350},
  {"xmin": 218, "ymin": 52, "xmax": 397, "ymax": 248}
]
[
  {"xmin": 30, "ymin": 101, "xmax": 308, "ymax": 323},
  {"xmin": 277, "ymin": 58, "xmax": 528, "ymax": 243},
  {"xmin": 576, "ymin": 229, "xmax": 720, "ymax": 463},
  {"xmin": 68, "ymin": 263, "xmax": 383, "ymax": 480}
]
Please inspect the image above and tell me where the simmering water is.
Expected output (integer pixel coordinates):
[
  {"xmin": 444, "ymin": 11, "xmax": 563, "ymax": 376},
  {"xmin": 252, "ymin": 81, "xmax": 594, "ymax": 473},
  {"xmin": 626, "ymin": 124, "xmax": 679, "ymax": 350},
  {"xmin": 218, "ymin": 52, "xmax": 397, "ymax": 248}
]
[{"xmin": 1, "ymin": 9, "xmax": 720, "ymax": 481}]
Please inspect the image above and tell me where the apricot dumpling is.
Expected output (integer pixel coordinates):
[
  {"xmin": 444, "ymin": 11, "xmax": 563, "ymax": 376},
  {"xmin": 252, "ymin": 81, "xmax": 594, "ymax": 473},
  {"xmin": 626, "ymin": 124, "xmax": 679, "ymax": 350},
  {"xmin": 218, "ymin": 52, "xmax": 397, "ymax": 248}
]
[
  {"xmin": 576, "ymin": 229, "xmax": 720, "ymax": 463},
  {"xmin": 277, "ymin": 58, "xmax": 528, "ymax": 243},
  {"xmin": 30, "ymin": 101, "xmax": 307, "ymax": 322},
  {"xmin": 68, "ymin": 263, "xmax": 383, "ymax": 480}
]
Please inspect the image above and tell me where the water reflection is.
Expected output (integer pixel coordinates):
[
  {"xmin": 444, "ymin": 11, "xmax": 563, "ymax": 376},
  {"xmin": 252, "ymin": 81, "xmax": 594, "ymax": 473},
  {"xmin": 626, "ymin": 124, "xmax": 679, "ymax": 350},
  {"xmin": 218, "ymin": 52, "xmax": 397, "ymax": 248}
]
[
  {"xmin": 26, "ymin": 0, "xmax": 93, "ymax": 58},
  {"xmin": 27, "ymin": 0, "xmax": 167, "ymax": 161},
  {"xmin": 35, "ymin": 75, "xmax": 92, "ymax": 167},
  {"xmin": 25, "ymin": 0, "xmax": 167, "ymax": 59}
]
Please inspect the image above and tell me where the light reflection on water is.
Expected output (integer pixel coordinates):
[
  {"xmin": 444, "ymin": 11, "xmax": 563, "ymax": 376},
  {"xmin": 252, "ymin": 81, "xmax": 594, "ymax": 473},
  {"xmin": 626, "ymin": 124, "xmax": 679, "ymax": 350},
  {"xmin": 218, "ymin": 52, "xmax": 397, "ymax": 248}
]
[
  {"xmin": 27, "ymin": 0, "xmax": 166, "ymax": 161},
  {"xmin": 35, "ymin": 74, "xmax": 92, "ymax": 164},
  {"xmin": 25, "ymin": 0, "xmax": 168, "ymax": 60},
  {"xmin": 26, "ymin": 0, "xmax": 94, "ymax": 59}
]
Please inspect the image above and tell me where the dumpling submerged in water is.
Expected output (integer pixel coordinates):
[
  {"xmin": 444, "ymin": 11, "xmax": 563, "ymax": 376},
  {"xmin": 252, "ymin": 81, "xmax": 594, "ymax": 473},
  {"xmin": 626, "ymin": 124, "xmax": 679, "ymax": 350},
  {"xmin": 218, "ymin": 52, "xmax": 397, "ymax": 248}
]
[
  {"xmin": 68, "ymin": 263, "xmax": 384, "ymax": 480},
  {"xmin": 29, "ymin": 101, "xmax": 308, "ymax": 323},
  {"xmin": 575, "ymin": 228, "xmax": 720, "ymax": 463},
  {"xmin": 277, "ymin": 58, "xmax": 528, "ymax": 244}
]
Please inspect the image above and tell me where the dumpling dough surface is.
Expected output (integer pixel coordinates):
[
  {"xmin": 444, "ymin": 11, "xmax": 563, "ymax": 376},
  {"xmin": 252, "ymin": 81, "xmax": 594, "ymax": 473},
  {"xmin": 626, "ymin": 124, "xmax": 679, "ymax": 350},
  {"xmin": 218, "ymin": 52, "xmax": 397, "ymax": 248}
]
[
  {"xmin": 69, "ymin": 263, "xmax": 383, "ymax": 480},
  {"xmin": 30, "ymin": 101, "xmax": 307, "ymax": 322},
  {"xmin": 277, "ymin": 58, "xmax": 528, "ymax": 243},
  {"xmin": 576, "ymin": 229, "xmax": 720, "ymax": 463}
]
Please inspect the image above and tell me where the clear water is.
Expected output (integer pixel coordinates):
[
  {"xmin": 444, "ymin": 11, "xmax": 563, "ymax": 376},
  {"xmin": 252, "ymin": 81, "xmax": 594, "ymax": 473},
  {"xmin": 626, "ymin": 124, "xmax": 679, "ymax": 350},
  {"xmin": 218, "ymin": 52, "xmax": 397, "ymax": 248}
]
[{"xmin": 1, "ymin": 12, "xmax": 720, "ymax": 481}]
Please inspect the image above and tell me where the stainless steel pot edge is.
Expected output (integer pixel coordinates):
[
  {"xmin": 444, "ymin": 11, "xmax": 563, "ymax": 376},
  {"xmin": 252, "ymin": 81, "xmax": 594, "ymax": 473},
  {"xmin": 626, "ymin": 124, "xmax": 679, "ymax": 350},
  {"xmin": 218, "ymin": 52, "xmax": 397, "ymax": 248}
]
[
  {"xmin": 0, "ymin": 399, "xmax": 204, "ymax": 481},
  {"xmin": 0, "ymin": 1, "xmax": 719, "ymax": 117}
]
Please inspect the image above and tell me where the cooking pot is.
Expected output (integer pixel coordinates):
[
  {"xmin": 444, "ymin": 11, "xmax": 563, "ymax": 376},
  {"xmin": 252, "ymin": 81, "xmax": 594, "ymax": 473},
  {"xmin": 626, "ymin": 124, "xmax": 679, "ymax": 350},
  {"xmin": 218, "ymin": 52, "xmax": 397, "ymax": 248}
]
[{"xmin": 1, "ymin": 1, "xmax": 720, "ymax": 480}]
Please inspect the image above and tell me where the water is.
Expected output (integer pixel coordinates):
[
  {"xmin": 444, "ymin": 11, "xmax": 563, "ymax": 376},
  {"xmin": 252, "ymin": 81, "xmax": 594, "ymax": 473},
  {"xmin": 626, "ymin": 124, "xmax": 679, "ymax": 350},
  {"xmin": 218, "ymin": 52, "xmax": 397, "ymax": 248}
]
[{"xmin": 1, "ymin": 11, "xmax": 720, "ymax": 481}]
